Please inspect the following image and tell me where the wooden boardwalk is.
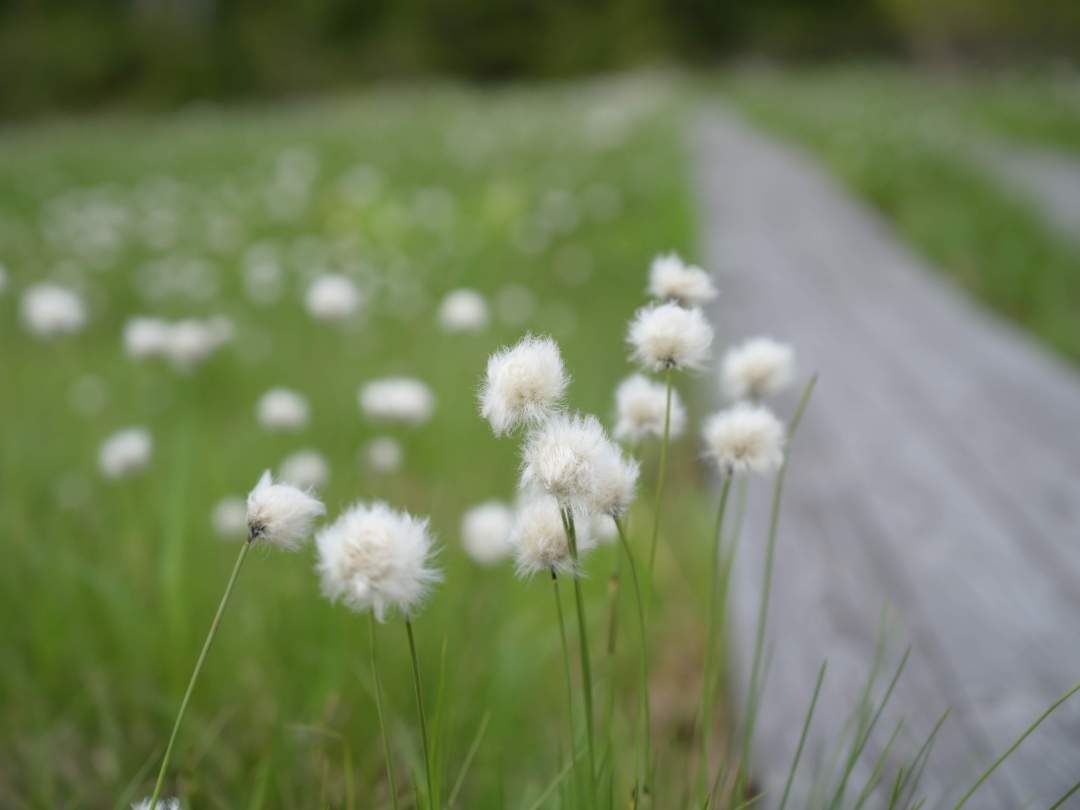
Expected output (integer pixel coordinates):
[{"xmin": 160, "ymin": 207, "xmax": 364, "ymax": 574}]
[{"xmin": 692, "ymin": 109, "xmax": 1080, "ymax": 808}]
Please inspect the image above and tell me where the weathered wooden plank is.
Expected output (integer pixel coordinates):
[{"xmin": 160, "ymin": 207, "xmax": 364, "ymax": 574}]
[{"xmin": 692, "ymin": 108, "xmax": 1080, "ymax": 808}]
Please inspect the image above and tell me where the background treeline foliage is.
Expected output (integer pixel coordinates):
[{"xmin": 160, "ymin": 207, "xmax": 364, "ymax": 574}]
[{"xmin": 1, "ymin": 0, "xmax": 1078, "ymax": 117}]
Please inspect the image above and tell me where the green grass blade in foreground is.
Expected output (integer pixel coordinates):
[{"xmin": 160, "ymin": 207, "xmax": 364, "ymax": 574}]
[
  {"xmin": 739, "ymin": 374, "xmax": 817, "ymax": 793},
  {"xmin": 1049, "ymin": 777, "xmax": 1080, "ymax": 810},
  {"xmin": 148, "ymin": 538, "xmax": 253, "ymax": 810},
  {"xmin": 370, "ymin": 615, "xmax": 400, "ymax": 810},
  {"xmin": 952, "ymin": 678, "xmax": 1080, "ymax": 809},
  {"xmin": 893, "ymin": 708, "xmax": 950, "ymax": 807},
  {"xmin": 852, "ymin": 718, "xmax": 905, "ymax": 810},
  {"xmin": 448, "ymin": 711, "xmax": 490, "ymax": 807},
  {"xmin": 553, "ymin": 570, "xmax": 585, "ymax": 809},
  {"xmin": 404, "ymin": 618, "xmax": 436, "ymax": 810},
  {"xmin": 777, "ymin": 661, "xmax": 827, "ymax": 810}
]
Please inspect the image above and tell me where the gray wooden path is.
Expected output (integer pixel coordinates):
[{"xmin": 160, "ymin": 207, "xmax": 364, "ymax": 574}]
[{"xmin": 693, "ymin": 109, "xmax": 1080, "ymax": 808}]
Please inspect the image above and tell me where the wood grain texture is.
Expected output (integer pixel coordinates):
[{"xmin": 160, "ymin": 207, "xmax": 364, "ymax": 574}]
[{"xmin": 692, "ymin": 108, "xmax": 1080, "ymax": 808}]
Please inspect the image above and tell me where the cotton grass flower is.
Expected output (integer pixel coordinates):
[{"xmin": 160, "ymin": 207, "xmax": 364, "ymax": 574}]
[
  {"xmin": 124, "ymin": 317, "xmax": 171, "ymax": 359},
  {"xmin": 164, "ymin": 318, "xmax": 231, "ymax": 370},
  {"xmin": 648, "ymin": 253, "xmax": 717, "ymax": 307},
  {"xmin": 364, "ymin": 436, "xmax": 403, "ymax": 473},
  {"xmin": 257, "ymin": 387, "xmax": 309, "ymax": 432},
  {"xmin": 98, "ymin": 427, "xmax": 153, "ymax": 479},
  {"xmin": 245, "ymin": 470, "xmax": 325, "ymax": 549},
  {"xmin": 20, "ymin": 283, "xmax": 86, "ymax": 338},
  {"xmin": 627, "ymin": 302, "xmax": 712, "ymax": 372},
  {"xmin": 587, "ymin": 440, "xmax": 640, "ymax": 518},
  {"xmin": 438, "ymin": 288, "xmax": 489, "ymax": 333},
  {"xmin": 721, "ymin": 337, "xmax": 795, "ymax": 402},
  {"xmin": 480, "ymin": 334, "xmax": 569, "ymax": 436},
  {"xmin": 305, "ymin": 273, "xmax": 362, "ymax": 321},
  {"xmin": 702, "ymin": 404, "xmax": 785, "ymax": 475},
  {"xmin": 461, "ymin": 501, "xmax": 514, "ymax": 565},
  {"xmin": 613, "ymin": 373, "xmax": 686, "ymax": 444},
  {"xmin": 520, "ymin": 412, "xmax": 609, "ymax": 509},
  {"xmin": 279, "ymin": 449, "xmax": 330, "ymax": 491},
  {"xmin": 211, "ymin": 496, "xmax": 248, "ymax": 539},
  {"xmin": 359, "ymin": 377, "xmax": 435, "ymax": 426},
  {"xmin": 511, "ymin": 495, "xmax": 595, "ymax": 578},
  {"xmin": 315, "ymin": 501, "xmax": 441, "ymax": 621},
  {"xmin": 591, "ymin": 513, "xmax": 618, "ymax": 544}
]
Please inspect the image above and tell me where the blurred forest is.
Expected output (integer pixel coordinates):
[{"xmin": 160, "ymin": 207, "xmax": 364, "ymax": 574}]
[{"xmin": 2, "ymin": 0, "xmax": 1079, "ymax": 117}]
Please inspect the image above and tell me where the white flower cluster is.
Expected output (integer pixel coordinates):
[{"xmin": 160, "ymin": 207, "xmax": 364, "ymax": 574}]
[
  {"xmin": 305, "ymin": 273, "xmax": 363, "ymax": 321},
  {"xmin": 256, "ymin": 387, "xmax": 309, "ymax": 432},
  {"xmin": 245, "ymin": 470, "xmax": 325, "ymax": 550},
  {"xmin": 123, "ymin": 315, "xmax": 232, "ymax": 371},
  {"xmin": 438, "ymin": 288, "xmax": 489, "ymax": 333},
  {"xmin": 21, "ymin": 283, "xmax": 87, "ymax": 338},
  {"xmin": 98, "ymin": 427, "xmax": 153, "ymax": 479},
  {"xmin": 359, "ymin": 377, "xmax": 435, "ymax": 426}
]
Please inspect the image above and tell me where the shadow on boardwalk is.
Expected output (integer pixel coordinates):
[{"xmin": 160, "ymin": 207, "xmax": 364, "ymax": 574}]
[{"xmin": 693, "ymin": 108, "xmax": 1080, "ymax": 808}]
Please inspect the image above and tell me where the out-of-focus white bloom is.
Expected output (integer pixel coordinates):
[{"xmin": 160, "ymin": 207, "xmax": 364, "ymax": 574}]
[
  {"xmin": 211, "ymin": 496, "xmax": 248, "ymax": 539},
  {"xmin": 591, "ymin": 513, "xmax": 618, "ymax": 545},
  {"xmin": 124, "ymin": 317, "xmax": 172, "ymax": 359},
  {"xmin": 613, "ymin": 373, "xmax": 686, "ymax": 444},
  {"xmin": 257, "ymin": 388, "xmax": 309, "ymax": 432},
  {"xmin": 305, "ymin": 274, "xmax": 362, "ymax": 321},
  {"xmin": 511, "ymin": 495, "xmax": 595, "ymax": 578},
  {"xmin": 438, "ymin": 288, "xmax": 489, "ymax": 333},
  {"xmin": 20, "ymin": 283, "xmax": 86, "ymax": 338},
  {"xmin": 461, "ymin": 501, "xmax": 514, "ymax": 565},
  {"xmin": 702, "ymin": 404, "xmax": 785, "ymax": 475},
  {"xmin": 480, "ymin": 334, "xmax": 568, "ymax": 437},
  {"xmin": 721, "ymin": 337, "xmax": 795, "ymax": 402},
  {"xmin": 364, "ymin": 436, "xmax": 403, "ymax": 473},
  {"xmin": 246, "ymin": 470, "xmax": 325, "ymax": 550},
  {"xmin": 165, "ymin": 318, "xmax": 231, "ymax": 370},
  {"xmin": 132, "ymin": 798, "xmax": 181, "ymax": 810},
  {"xmin": 647, "ymin": 253, "xmax": 717, "ymax": 307},
  {"xmin": 98, "ymin": 427, "xmax": 153, "ymax": 479},
  {"xmin": 627, "ymin": 302, "xmax": 712, "ymax": 373},
  {"xmin": 359, "ymin": 377, "xmax": 435, "ymax": 426},
  {"xmin": 520, "ymin": 412, "xmax": 608, "ymax": 509},
  {"xmin": 316, "ymin": 501, "xmax": 441, "ymax": 621},
  {"xmin": 279, "ymin": 449, "xmax": 330, "ymax": 491},
  {"xmin": 588, "ymin": 440, "xmax": 639, "ymax": 518}
]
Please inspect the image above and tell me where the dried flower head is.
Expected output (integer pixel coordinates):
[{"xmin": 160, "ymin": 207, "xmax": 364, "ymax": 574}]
[
  {"xmin": 305, "ymin": 273, "xmax": 362, "ymax": 321},
  {"xmin": 279, "ymin": 449, "xmax": 330, "ymax": 491},
  {"xmin": 316, "ymin": 501, "xmax": 442, "ymax": 621},
  {"xmin": 245, "ymin": 470, "xmax": 325, "ymax": 550},
  {"xmin": 648, "ymin": 253, "xmax": 717, "ymax": 307},
  {"xmin": 702, "ymin": 404, "xmax": 785, "ymax": 476},
  {"xmin": 613, "ymin": 373, "xmax": 687, "ymax": 444},
  {"xmin": 257, "ymin": 388, "xmax": 309, "ymax": 432},
  {"xmin": 511, "ymin": 495, "xmax": 595, "ymax": 578},
  {"xmin": 359, "ymin": 377, "xmax": 435, "ymax": 426},
  {"xmin": 21, "ymin": 283, "xmax": 86, "ymax": 338},
  {"xmin": 588, "ymin": 440, "xmax": 640, "ymax": 518},
  {"xmin": 721, "ymin": 337, "xmax": 795, "ymax": 402},
  {"xmin": 211, "ymin": 496, "xmax": 248, "ymax": 539},
  {"xmin": 627, "ymin": 303, "xmax": 713, "ymax": 373},
  {"xmin": 98, "ymin": 427, "xmax": 153, "ymax": 479},
  {"xmin": 520, "ymin": 412, "xmax": 608, "ymax": 509},
  {"xmin": 438, "ymin": 288, "xmax": 489, "ymax": 333},
  {"xmin": 461, "ymin": 500, "xmax": 514, "ymax": 565},
  {"xmin": 480, "ymin": 334, "xmax": 569, "ymax": 437}
]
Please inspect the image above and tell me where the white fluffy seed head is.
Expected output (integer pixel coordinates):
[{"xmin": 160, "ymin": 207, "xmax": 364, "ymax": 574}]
[
  {"xmin": 438, "ymin": 288, "xmax": 489, "ymax": 333},
  {"xmin": 257, "ymin": 388, "xmax": 309, "ymax": 432},
  {"xmin": 21, "ymin": 283, "xmax": 86, "ymax": 338},
  {"xmin": 132, "ymin": 798, "xmax": 181, "ymax": 810},
  {"xmin": 164, "ymin": 318, "xmax": 231, "ymax": 371},
  {"xmin": 315, "ymin": 501, "xmax": 441, "ymax": 621},
  {"xmin": 364, "ymin": 436, "xmax": 403, "ymax": 474},
  {"xmin": 461, "ymin": 500, "xmax": 514, "ymax": 565},
  {"xmin": 98, "ymin": 427, "xmax": 153, "ymax": 479},
  {"xmin": 627, "ymin": 303, "xmax": 713, "ymax": 373},
  {"xmin": 591, "ymin": 513, "xmax": 618, "ymax": 545},
  {"xmin": 211, "ymin": 496, "xmax": 248, "ymax": 539},
  {"xmin": 613, "ymin": 373, "xmax": 687, "ymax": 444},
  {"xmin": 520, "ymin": 412, "xmax": 608, "ymax": 509},
  {"xmin": 588, "ymin": 440, "xmax": 640, "ymax": 518},
  {"xmin": 359, "ymin": 377, "xmax": 435, "ymax": 426},
  {"xmin": 721, "ymin": 337, "xmax": 795, "ymax": 402},
  {"xmin": 480, "ymin": 334, "xmax": 569, "ymax": 437},
  {"xmin": 511, "ymin": 495, "xmax": 595, "ymax": 578},
  {"xmin": 279, "ymin": 449, "xmax": 330, "ymax": 491},
  {"xmin": 245, "ymin": 470, "xmax": 325, "ymax": 550},
  {"xmin": 647, "ymin": 253, "xmax": 717, "ymax": 307},
  {"xmin": 702, "ymin": 404, "xmax": 785, "ymax": 476},
  {"xmin": 123, "ymin": 317, "xmax": 171, "ymax": 359},
  {"xmin": 305, "ymin": 273, "xmax": 362, "ymax": 321}
]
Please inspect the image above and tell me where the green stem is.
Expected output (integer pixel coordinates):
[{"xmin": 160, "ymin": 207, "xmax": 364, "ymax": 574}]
[
  {"xmin": 370, "ymin": 615, "xmax": 400, "ymax": 810},
  {"xmin": 952, "ymin": 679, "xmax": 1080, "ymax": 809},
  {"xmin": 149, "ymin": 539, "xmax": 252, "ymax": 810},
  {"xmin": 701, "ymin": 473, "xmax": 733, "ymax": 799},
  {"xmin": 552, "ymin": 569, "xmax": 583, "ymax": 807},
  {"xmin": 614, "ymin": 516, "xmax": 651, "ymax": 806},
  {"xmin": 404, "ymin": 618, "xmax": 435, "ymax": 810},
  {"xmin": 563, "ymin": 508, "xmax": 598, "ymax": 805},
  {"xmin": 647, "ymin": 367, "xmax": 674, "ymax": 578}
]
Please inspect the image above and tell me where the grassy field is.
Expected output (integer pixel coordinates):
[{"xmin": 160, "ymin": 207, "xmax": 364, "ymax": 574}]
[
  {"xmin": 723, "ymin": 67, "xmax": 1080, "ymax": 364},
  {"xmin": 0, "ymin": 78, "xmax": 734, "ymax": 808}
]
